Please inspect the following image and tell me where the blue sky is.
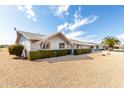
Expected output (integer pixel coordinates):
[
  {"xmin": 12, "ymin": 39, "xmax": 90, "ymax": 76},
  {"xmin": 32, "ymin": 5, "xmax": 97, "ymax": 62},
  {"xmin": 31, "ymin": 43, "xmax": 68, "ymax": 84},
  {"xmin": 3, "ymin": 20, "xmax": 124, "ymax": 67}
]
[{"xmin": 0, "ymin": 5, "xmax": 124, "ymax": 44}]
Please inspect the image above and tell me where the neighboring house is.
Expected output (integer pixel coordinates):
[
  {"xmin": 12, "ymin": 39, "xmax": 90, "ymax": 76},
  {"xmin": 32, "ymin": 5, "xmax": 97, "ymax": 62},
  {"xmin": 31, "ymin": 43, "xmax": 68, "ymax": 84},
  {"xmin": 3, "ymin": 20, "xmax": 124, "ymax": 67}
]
[
  {"xmin": 15, "ymin": 30, "xmax": 103, "ymax": 57},
  {"xmin": 69, "ymin": 39, "xmax": 103, "ymax": 50},
  {"xmin": 120, "ymin": 44, "xmax": 124, "ymax": 49}
]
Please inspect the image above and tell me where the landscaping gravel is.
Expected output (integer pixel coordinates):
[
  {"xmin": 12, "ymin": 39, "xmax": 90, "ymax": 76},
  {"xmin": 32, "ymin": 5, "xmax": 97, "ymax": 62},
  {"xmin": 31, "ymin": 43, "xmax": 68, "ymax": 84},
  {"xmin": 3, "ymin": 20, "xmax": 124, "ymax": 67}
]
[{"xmin": 0, "ymin": 49, "xmax": 124, "ymax": 87}]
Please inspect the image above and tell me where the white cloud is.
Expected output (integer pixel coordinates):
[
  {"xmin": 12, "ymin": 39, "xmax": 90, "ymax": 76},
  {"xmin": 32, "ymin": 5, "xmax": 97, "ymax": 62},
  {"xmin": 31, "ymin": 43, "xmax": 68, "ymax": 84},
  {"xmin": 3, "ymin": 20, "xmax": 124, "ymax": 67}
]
[
  {"xmin": 74, "ymin": 11, "xmax": 79, "ymax": 19},
  {"xmin": 55, "ymin": 6, "xmax": 69, "ymax": 15},
  {"xmin": 68, "ymin": 19, "xmax": 87, "ymax": 31},
  {"xmin": 85, "ymin": 15, "xmax": 98, "ymax": 24},
  {"xmin": 51, "ymin": 5, "xmax": 70, "ymax": 18},
  {"xmin": 17, "ymin": 6, "xmax": 25, "ymax": 11},
  {"xmin": 26, "ymin": 9, "xmax": 35, "ymax": 17},
  {"xmin": 79, "ymin": 35, "xmax": 96, "ymax": 42},
  {"xmin": 56, "ymin": 7, "xmax": 98, "ymax": 43},
  {"xmin": 57, "ymin": 22, "xmax": 68, "ymax": 31},
  {"xmin": 78, "ymin": 36, "xmax": 96, "ymax": 42},
  {"xmin": 65, "ymin": 31, "xmax": 86, "ymax": 39},
  {"xmin": 65, "ymin": 30, "xmax": 96, "ymax": 42},
  {"xmin": 65, "ymin": 12, "xmax": 69, "ymax": 16},
  {"xmin": 68, "ymin": 15, "xmax": 98, "ymax": 31},
  {"xmin": 73, "ymin": 7, "xmax": 82, "ymax": 19},
  {"xmin": 56, "ymin": 6, "xmax": 98, "ymax": 43},
  {"xmin": 57, "ymin": 6, "xmax": 98, "ymax": 31},
  {"xmin": 116, "ymin": 34, "xmax": 124, "ymax": 39},
  {"xmin": 57, "ymin": 15, "xmax": 98, "ymax": 31},
  {"xmin": 32, "ymin": 18, "xmax": 36, "ymax": 21},
  {"xmin": 17, "ymin": 5, "xmax": 36, "ymax": 21},
  {"xmin": 116, "ymin": 34, "xmax": 124, "ymax": 44},
  {"xmin": 83, "ymin": 35, "xmax": 96, "ymax": 39}
]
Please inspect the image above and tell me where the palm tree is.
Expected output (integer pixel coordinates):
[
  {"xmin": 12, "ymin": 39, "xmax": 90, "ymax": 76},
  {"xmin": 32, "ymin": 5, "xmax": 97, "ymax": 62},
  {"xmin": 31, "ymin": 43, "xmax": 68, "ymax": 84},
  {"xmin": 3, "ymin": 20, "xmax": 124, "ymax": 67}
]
[{"xmin": 102, "ymin": 36, "xmax": 120, "ymax": 51}]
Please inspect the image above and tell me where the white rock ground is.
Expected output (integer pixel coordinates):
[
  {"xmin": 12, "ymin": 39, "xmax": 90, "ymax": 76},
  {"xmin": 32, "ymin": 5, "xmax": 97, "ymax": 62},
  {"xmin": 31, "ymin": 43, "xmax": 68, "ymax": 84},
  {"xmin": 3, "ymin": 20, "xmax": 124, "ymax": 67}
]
[{"xmin": 0, "ymin": 49, "xmax": 124, "ymax": 88}]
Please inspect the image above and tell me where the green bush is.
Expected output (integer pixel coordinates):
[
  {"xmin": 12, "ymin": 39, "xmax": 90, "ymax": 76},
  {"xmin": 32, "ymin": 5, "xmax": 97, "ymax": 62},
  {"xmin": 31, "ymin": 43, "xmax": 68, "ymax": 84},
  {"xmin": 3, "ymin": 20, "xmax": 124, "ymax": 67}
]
[
  {"xmin": 56, "ymin": 50, "xmax": 71, "ymax": 56},
  {"xmin": 0, "ymin": 45, "xmax": 4, "ymax": 48},
  {"xmin": 74, "ymin": 48, "xmax": 91, "ymax": 55},
  {"xmin": 29, "ymin": 49, "xmax": 92, "ymax": 61},
  {"xmin": 29, "ymin": 49, "xmax": 71, "ymax": 61},
  {"xmin": 8, "ymin": 44, "xmax": 24, "ymax": 57}
]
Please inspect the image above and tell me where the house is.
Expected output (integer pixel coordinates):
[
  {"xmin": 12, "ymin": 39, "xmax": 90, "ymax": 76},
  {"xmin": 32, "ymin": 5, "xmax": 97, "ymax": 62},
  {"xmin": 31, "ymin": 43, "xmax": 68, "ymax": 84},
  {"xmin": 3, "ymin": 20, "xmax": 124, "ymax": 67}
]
[
  {"xmin": 15, "ymin": 29, "xmax": 103, "ymax": 57},
  {"xmin": 69, "ymin": 39, "xmax": 103, "ymax": 50}
]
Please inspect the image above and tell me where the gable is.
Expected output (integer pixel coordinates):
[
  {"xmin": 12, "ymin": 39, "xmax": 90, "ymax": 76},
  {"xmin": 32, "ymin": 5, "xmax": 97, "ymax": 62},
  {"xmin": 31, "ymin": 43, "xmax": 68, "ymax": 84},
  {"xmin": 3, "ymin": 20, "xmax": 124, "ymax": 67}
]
[
  {"xmin": 16, "ymin": 30, "xmax": 45, "ymax": 40},
  {"xmin": 45, "ymin": 32, "xmax": 70, "ymax": 45},
  {"xmin": 48, "ymin": 35, "xmax": 67, "ymax": 44}
]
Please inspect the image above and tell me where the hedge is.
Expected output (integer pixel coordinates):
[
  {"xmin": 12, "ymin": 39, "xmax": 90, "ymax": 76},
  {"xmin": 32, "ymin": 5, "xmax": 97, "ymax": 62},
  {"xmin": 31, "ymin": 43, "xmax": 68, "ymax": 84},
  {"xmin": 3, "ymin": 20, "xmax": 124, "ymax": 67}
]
[
  {"xmin": 8, "ymin": 44, "xmax": 24, "ymax": 57},
  {"xmin": 74, "ymin": 48, "xmax": 91, "ymax": 55},
  {"xmin": 29, "ymin": 49, "xmax": 71, "ymax": 61},
  {"xmin": 29, "ymin": 48, "xmax": 91, "ymax": 61}
]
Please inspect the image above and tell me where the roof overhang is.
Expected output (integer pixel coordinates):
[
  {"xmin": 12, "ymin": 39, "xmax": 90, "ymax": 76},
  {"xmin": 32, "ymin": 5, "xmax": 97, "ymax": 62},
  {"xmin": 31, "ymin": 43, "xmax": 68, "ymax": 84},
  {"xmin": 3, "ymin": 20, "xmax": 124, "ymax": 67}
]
[
  {"xmin": 44, "ymin": 32, "xmax": 71, "ymax": 45},
  {"xmin": 16, "ymin": 30, "xmax": 30, "ymax": 41},
  {"xmin": 36, "ymin": 32, "xmax": 71, "ymax": 45},
  {"xmin": 15, "ymin": 31, "xmax": 22, "ymax": 44}
]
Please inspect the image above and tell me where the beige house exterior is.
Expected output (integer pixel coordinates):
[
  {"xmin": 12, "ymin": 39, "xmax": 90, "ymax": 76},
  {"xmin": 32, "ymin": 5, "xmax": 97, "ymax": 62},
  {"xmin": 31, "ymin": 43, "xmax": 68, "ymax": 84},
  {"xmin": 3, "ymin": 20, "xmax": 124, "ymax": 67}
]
[{"xmin": 15, "ymin": 30, "xmax": 103, "ymax": 57}]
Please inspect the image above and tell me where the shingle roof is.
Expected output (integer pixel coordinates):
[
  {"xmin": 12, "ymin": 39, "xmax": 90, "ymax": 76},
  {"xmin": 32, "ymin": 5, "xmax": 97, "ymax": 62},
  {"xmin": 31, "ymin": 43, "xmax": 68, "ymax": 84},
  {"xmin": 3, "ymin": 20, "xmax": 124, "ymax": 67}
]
[
  {"xmin": 16, "ymin": 30, "xmax": 45, "ymax": 40},
  {"xmin": 36, "ymin": 32, "xmax": 71, "ymax": 45},
  {"xmin": 16, "ymin": 30, "xmax": 100, "ymax": 45},
  {"xmin": 69, "ymin": 39, "xmax": 85, "ymax": 44},
  {"xmin": 69, "ymin": 39, "xmax": 99, "ymax": 45}
]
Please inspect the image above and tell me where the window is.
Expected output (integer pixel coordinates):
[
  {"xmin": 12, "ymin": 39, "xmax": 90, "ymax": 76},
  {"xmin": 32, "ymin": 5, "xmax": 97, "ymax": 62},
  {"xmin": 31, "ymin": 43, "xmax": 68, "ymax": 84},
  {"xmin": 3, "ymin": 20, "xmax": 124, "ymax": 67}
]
[
  {"xmin": 42, "ymin": 42, "xmax": 50, "ymax": 49},
  {"xmin": 59, "ymin": 43, "xmax": 65, "ymax": 49},
  {"xmin": 46, "ymin": 43, "xmax": 50, "ymax": 49},
  {"xmin": 76, "ymin": 44, "xmax": 80, "ymax": 49}
]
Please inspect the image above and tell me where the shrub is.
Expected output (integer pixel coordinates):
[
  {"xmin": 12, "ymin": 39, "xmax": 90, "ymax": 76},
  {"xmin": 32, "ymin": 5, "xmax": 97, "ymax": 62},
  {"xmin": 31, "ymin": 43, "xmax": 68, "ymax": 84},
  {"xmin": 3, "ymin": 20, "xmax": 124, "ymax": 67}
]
[
  {"xmin": 29, "ymin": 49, "xmax": 71, "ymax": 61},
  {"xmin": 29, "ymin": 49, "xmax": 92, "ymax": 61},
  {"xmin": 0, "ymin": 45, "xmax": 4, "ymax": 48},
  {"xmin": 74, "ymin": 48, "xmax": 91, "ymax": 55},
  {"xmin": 56, "ymin": 50, "xmax": 71, "ymax": 56},
  {"xmin": 8, "ymin": 44, "xmax": 24, "ymax": 57}
]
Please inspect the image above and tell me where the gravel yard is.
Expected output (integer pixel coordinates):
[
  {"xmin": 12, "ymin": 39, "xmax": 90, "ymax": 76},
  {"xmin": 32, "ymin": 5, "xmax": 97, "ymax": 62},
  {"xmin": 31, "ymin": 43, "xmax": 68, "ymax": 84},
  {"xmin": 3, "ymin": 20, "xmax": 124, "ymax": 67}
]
[{"xmin": 0, "ymin": 49, "xmax": 124, "ymax": 88}]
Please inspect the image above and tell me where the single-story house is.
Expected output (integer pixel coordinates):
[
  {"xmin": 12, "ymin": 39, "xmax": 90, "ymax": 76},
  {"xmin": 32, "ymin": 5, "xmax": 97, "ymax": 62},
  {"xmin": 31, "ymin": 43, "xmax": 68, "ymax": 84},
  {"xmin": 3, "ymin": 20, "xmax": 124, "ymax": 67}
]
[{"xmin": 15, "ymin": 29, "xmax": 103, "ymax": 57}]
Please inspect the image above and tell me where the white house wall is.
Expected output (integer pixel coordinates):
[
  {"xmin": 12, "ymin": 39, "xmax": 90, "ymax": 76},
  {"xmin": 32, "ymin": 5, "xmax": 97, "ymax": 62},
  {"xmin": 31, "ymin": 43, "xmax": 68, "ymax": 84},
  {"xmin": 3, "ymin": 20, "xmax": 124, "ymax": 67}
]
[
  {"xmin": 31, "ymin": 41, "xmax": 41, "ymax": 51},
  {"xmin": 82, "ymin": 45, "xmax": 90, "ymax": 49},
  {"xmin": 19, "ymin": 35, "xmax": 31, "ymax": 52},
  {"xmin": 18, "ymin": 32, "xmax": 101, "ymax": 52},
  {"xmin": 98, "ymin": 45, "xmax": 104, "ymax": 49},
  {"xmin": 48, "ymin": 36, "xmax": 69, "ymax": 49}
]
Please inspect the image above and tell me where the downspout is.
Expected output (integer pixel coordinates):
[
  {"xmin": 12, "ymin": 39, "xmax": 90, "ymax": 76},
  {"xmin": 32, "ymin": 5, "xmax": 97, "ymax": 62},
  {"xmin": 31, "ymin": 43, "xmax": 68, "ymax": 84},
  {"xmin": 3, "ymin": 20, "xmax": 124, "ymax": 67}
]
[{"xmin": 71, "ymin": 43, "xmax": 74, "ymax": 55}]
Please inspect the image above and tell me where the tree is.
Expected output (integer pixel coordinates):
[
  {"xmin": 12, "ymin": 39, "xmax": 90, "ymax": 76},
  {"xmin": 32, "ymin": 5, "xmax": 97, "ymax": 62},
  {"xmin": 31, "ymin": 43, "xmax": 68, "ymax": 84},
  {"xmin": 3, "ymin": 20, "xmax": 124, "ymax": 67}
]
[
  {"xmin": 8, "ymin": 44, "xmax": 24, "ymax": 57},
  {"xmin": 102, "ymin": 36, "xmax": 120, "ymax": 51}
]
